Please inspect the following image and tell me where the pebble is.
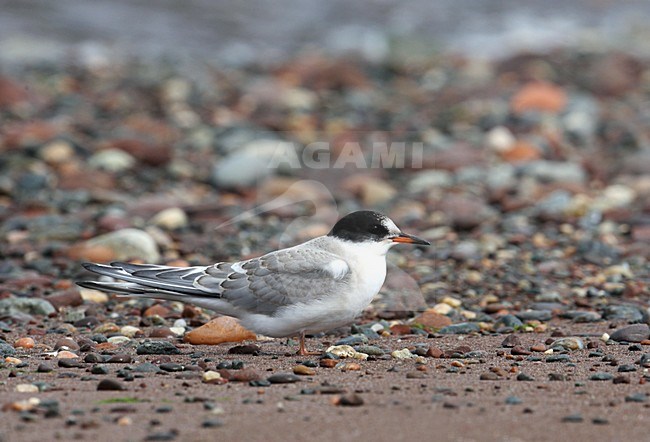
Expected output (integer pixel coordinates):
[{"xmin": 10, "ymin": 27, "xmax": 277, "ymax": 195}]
[
  {"xmin": 354, "ymin": 345, "xmax": 384, "ymax": 356},
  {"xmin": 56, "ymin": 350, "xmax": 79, "ymax": 359},
  {"xmin": 107, "ymin": 336, "xmax": 131, "ymax": 345},
  {"xmin": 516, "ymin": 372, "xmax": 534, "ymax": 381},
  {"xmin": 293, "ymin": 365, "xmax": 316, "ymax": 376},
  {"xmin": 562, "ymin": 414, "xmax": 584, "ymax": 423},
  {"xmin": 184, "ymin": 316, "xmax": 256, "ymax": 345},
  {"xmin": 501, "ymin": 335, "xmax": 521, "ymax": 348},
  {"xmin": 412, "ymin": 309, "xmax": 452, "ymax": 330},
  {"xmin": 15, "ymin": 384, "xmax": 39, "ymax": 393},
  {"xmin": 609, "ymin": 324, "xmax": 650, "ymax": 343},
  {"xmin": 88, "ymin": 149, "xmax": 136, "ymax": 172},
  {"xmin": 228, "ymin": 344, "xmax": 262, "ymax": 355},
  {"xmin": 550, "ymin": 337, "xmax": 585, "ymax": 351},
  {"xmin": 37, "ymin": 363, "xmax": 54, "ymax": 373},
  {"xmin": 97, "ymin": 379, "xmax": 125, "ymax": 391},
  {"xmin": 119, "ymin": 326, "xmax": 142, "ymax": 338},
  {"xmin": 202, "ymin": 371, "xmax": 224, "ymax": 384},
  {"xmin": 106, "ymin": 354, "xmax": 133, "ymax": 363},
  {"xmin": 0, "ymin": 297, "xmax": 56, "ymax": 316},
  {"xmin": 91, "ymin": 365, "xmax": 109, "ymax": 375},
  {"xmin": 494, "ymin": 315, "xmax": 524, "ymax": 330},
  {"xmin": 391, "ymin": 348, "xmax": 415, "ymax": 360},
  {"xmin": 546, "ymin": 355, "xmax": 571, "ymax": 363},
  {"xmin": 149, "ymin": 207, "xmax": 189, "ymax": 230},
  {"xmin": 334, "ymin": 394, "xmax": 364, "ymax": 407},
  {"xmin": 334, "ymin": 334, "xmax": 369, "ymax": 346},
  {"xmin": 326, "ymin": 345, "xmax": 359, "ymax": 359},
  {"xmin": 267, "ymin": 373, "xmax": 301, "ymax": 384},
  {"xmin": 202, "ymin": 419, "xmax": 224, "ymax": 428},
  {"xmin": 14, "ymin": 337, "xmax": 35, "ymax": 349},
  {"xmin": 624, "ymin": 393, "xmax": 648, "ymax": 403},
  {"xmin": 0, "ymin": 339, "xmax": 17, "ymax": 356},
  {"xmin": 80, "ymin": 228, "xmax": 160, "ymax": 262},
  {"xmin": 159, "ymin": 363, "xmax": 184, "ymax": 372},
  {"xmin": 438, "ymin": 323, "xmax": 480, "ymax": 334},
  {"xmin": 134, "ymin": 363, "xmax": 162, "ymax": 373},
  {"xmin": 589, "ymin": 372, "xmax": 614, "ymax": 381},
  {"xmin": 58, "ymin": 358, "xmax": 83, "ymax": 368},
  {"xmin": 603, "ymin": 305, "xmax": 644, "ymax": 322},
  {"xmin": 136, "ymin": 341, "xmax": 181, "ymax": 355}
]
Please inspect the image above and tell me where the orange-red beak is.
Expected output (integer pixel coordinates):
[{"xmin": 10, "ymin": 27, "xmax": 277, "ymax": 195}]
[{"xmin": 391, "ymin": 232, "xmax": 430, "ymax": 246}]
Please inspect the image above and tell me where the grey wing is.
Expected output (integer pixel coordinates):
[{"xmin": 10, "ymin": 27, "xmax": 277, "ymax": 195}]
[{"xmin": 196, "ymin": 248, "xmax": 350, "ymax": 315}]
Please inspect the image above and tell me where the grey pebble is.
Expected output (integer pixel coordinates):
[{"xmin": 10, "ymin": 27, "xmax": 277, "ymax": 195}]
[
  {"xmin": 137, "ymin": 341, "xmax": 181, "ymax": 355},
  {"xmin": 438, "ymin": 323, "xmax": 480, "ymax": 334},
  {"xmin": 267, "ymin": 373, "xmax": 301, "ymax": 384},
  {"xmin": 589, "ymin": 372, "xmax": 614, "ymax": 381}
]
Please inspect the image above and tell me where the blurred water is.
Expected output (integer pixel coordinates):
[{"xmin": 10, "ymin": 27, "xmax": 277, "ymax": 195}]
[{"xmin": 1, "ymin": 0, "xmax": 650, "ymax": 66}]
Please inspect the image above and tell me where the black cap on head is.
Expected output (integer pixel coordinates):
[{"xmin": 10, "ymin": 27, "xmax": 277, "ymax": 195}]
[{"xmin": 328, "ymin": 210, "xmax": 393, "ymax": 242}]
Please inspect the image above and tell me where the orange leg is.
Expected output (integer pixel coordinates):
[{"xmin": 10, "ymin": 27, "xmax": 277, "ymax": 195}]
[{"xmin": 296, "ymin": 331, "xmax": 321, "ymax": 356}]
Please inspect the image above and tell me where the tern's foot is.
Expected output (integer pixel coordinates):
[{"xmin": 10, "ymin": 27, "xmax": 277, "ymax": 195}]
[{"xmin": 296, "ymin": 348, "xmax": 322, "ymax": 356}]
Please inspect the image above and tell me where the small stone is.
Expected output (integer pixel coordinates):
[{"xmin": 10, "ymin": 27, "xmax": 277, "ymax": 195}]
[
  {"xmin": 201, "ymin": 419, "xmax": 224, "ymax": 428},
  {"xmin": 340, "ymin": 363, "xmax": 362, "ymax": 372},
  {"xmin": 480, "ymin": 372, "xmax": 499, "ymax": 381},
  {"xmin": 0, "ymin": 297, "xmax": 56, "ymax": 316},
  {"xmin": 228, "ymin": 344, "xmax": 261, "ymax": 355},
  {"xmin": 56, "ymin": 351, "xmax": 79, "ymax": 359},
  {"xmin": 438, "ymin": 323, "xmax": 480, "ymax": 335},
  {"xmin": 91, "ymin": 365, "xmax": 109, "ymax": 375},
  {"xmin": 354, "ymin": 345, "xmax": 384, "ymax": 356},
  {"xmin": 546, "ymin": 354, "xmax": 571, "ymax": 363},
  {"xmin": 505, "ymin": 396, "xmax": 522, "ymax": 405},
  {"xmin": 589, "ymin": 372, "xmax": 614, "ymax": 381},
  {"xmin": 134, "ymin": 363, "xmax": 161, "ymax": 373},
  {"xmin": 84, "ymin": 353, "xmax": 104, "ymax": 363},
  {"xmin": 149, "ymin": 327, "xmax": 176, "ymax": 338},
  {"xmin": 426, "ymin": 346, "xmax": 443, "ymax": 358},
  {"xmin": 58, "ymin": 358, "xmax": 83, "ymax": 368},
  {"xmin": 609, "ymin": 324, "xmax": 650, "ymax": 343},
  {"xmin": 613, "ymin": 375, "xmax": 630, "ymax": 384},
  {"xmin": 516, "ymin": 372, "xmax": 534, "ymax": 381},
  {"xmin": 15, "ymin": 384, "xmax": 39, "ymax": 393},
  {"xmin": 501, "ymin": 335, "xmax": 522, "ymax": 348},
  {"xmin": 334, "ymin": 394, "xmax": 364, "ymax": 406},
  {"xmin": 495, "ymin": 315, "xmax": 524, "ymax": 330},
  {"xmin": 120, "ymin": 326, "xmax": 142, "ymax": 338},
  {"xmin": 0, "ymin": 340, "xmax": 17, "ymax": 356},
  {"xmin": 230, "ymin": 368, "xmax": 262, "ymax": 382},
  {"xmin": 334, "ymin": 334, "xmax": 369, "ymax": 346},
  {"xmin": 550, "ymin": 337, "xmax": 585, "ymax": 351},
  {"xmin": 412, "ymin": 309, "xmax": 452, "ymax": 330},
  {"xmin": 37, "ymin": 363, "xmax": 54, "ymax": 373},
  {"xmin": 97, "ymin": 379, "xmax": 125, "ymax": 391},
  {"xmin": 320, "ymin": 359, "xmax": 337, "ymax": 368},
  {"xmin": 617, "ymin": 364, "xmax": 637, "ymax": 373},
  {"xmin": 149, "ymin": 208, "xmax": 188, "ymax": 230},
  {"xmin": 391, "ymin": 348, "xmax": 415, "ymax": 360},
  {"xmin": 107, "ymin": 336, "xmax": 131, "ymax": 345},
  {"xmin": 14, "ymin": 337, "xmax": 35, "ymax": 349},
  {"xmin": 325, "ymin": 345, "xmax": 357, "ymax": 359},
  {"xmin": 106, "ymin": 354, "xmax": 133, "ymax": 363},
  {"xmin": 267, "ymin": 373, "xmax": 301, "ymax": 384},
  {"xmin": 79, "ymin": 288, "xmax": 109, "ymax": 304},
  {"xmin": 159, "ymin": 363, "xmax": 184, "ymax": 372},
  {"xmin": 202, "ymin": 371, "xmax": 224, "ymax": 384},
  {"xmin": 511, "ymin": 346, "xmax": 532, "ymax": 356},
  {"xmin": 625, "ymin": 393, "xmax": 647, "ymax": 403},
  {"xmin": 293, "ymin": 365, "xmax": 316, "ymax": 376},
  {"xmin": 184, "ymin": 317, "xmax": 256, "ymax": 345},
  {"xmin": 88, "ymin": 149, "xmax": 136, "ymax": 172},
  {"xmin": 562, "ymin": 414, "xmax": 584, "ymax": 423},
  {"xmin": 137, "ymin": 341, "xmax": 181, "ymax": 355},
  {"xmin": 55, "ymin": 337, "xmax": 80, "ymax": 351}
]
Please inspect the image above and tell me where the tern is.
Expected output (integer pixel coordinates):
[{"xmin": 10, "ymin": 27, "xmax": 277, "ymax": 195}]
[{"xmin": 78, "ymin": 210, "xmax": 430, "ymax": 355}]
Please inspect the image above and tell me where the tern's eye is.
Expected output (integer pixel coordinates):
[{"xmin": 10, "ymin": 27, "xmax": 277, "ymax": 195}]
[{"xmin": 370, "ymin": 224, "xmax": 384, "ymax": 234}]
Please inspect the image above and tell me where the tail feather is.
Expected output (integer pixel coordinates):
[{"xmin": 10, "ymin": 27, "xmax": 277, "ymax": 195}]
[{"xmin": 80, "ymin": 262, "xmax": 211, "ymax": 296}]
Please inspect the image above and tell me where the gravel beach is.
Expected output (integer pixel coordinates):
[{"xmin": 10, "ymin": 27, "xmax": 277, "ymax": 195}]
[{"xmin": 1, "ymin": 6, "xmax": 650, "ymax": 441}]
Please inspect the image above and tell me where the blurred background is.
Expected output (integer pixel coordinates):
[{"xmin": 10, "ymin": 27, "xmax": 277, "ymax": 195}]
[{"xmin": 2, "ymin": 0, "xmax": 650, "ymax": 66}]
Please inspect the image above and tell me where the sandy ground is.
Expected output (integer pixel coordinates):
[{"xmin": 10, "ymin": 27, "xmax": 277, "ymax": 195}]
[{"xmin": 1, "ymin": 323, "xmax": 648, "ymax": 442}]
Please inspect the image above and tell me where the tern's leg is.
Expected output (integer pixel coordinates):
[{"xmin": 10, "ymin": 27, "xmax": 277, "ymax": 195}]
[{"xmin": 296, "ymin": 331, "xmax": 320, "ymax": 356}]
